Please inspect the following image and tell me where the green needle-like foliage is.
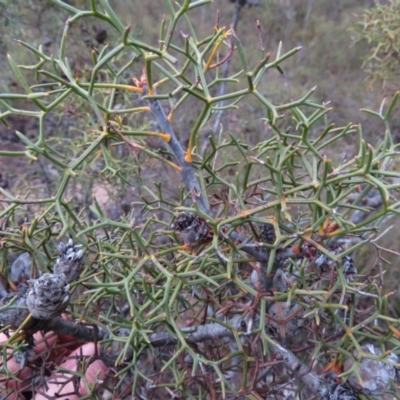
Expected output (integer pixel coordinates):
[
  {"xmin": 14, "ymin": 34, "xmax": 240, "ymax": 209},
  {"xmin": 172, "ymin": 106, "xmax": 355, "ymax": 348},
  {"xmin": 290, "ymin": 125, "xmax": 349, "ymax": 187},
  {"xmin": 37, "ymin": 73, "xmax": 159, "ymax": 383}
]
[
  {"xmin": 0, "ymin": 1, "xmax": 399, "ymax": 399},
  {"xmin": 351, "ymin": 0, "xmax": 400, "ymax": 86}
]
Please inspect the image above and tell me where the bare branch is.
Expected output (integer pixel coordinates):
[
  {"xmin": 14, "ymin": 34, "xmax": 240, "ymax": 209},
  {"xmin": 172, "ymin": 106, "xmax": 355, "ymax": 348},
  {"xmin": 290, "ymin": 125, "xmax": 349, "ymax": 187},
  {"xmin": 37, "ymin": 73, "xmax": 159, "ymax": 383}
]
[
  {"xmin": 42, "ymin": 317, "xmax": 102, "ymax": 343},
  {"xmin": 211, "ymin": 0, "xmax": 244, "ymax": 136},
  {"xmin": 349, "ymin": 187, "xmax": 383, "ymax": 225},
  {"xmin": 269, "ymin": 340, "xmax": 328, "ymax": 396},
  {"xmin": 146, "ymin": 89, "xmax": 211, "ymax": 215}
]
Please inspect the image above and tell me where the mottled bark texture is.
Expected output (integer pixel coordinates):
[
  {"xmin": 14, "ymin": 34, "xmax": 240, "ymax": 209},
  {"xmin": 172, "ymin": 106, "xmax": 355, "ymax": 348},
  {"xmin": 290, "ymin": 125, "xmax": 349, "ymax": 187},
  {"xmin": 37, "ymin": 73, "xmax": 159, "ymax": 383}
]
[{"xmin": 0, "ymin": 240, "xmax": 84, "ymax": 329}]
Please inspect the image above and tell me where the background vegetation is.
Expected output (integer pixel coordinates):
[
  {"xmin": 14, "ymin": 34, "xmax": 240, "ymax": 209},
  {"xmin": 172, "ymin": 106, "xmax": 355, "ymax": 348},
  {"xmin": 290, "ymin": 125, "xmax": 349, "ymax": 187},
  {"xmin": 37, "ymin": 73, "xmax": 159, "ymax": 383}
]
[{"xmin": 0, "ymin": 0, "xmax": 400, "ymax": 399}]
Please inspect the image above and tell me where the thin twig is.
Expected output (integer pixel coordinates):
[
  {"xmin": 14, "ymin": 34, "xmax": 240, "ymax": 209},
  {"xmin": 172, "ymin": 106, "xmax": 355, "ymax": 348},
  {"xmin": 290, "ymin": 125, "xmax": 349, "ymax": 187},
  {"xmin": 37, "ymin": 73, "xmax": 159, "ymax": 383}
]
[
  {"xmin": 211, "ymin": 0, "xmax": 243, "ymax": 136},
  {"xmin": 0, "ymin": 198, "xmax": 54, "ymax": 204},
  {"xmin": 200, "ymin": 0, "xmax": 244, "ymax": 158}
]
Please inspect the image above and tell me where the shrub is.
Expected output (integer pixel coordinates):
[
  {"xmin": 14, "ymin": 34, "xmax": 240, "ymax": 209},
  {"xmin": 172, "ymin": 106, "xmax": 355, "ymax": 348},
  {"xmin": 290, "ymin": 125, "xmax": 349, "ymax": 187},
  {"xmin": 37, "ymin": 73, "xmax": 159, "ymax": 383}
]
[
  {"xmin": 351, "ymin": 0, "xmax": 400, "ymax": 88},
  {"xmin": 0, "ymin": 0, "xmax": 399, "ymax": 398}
]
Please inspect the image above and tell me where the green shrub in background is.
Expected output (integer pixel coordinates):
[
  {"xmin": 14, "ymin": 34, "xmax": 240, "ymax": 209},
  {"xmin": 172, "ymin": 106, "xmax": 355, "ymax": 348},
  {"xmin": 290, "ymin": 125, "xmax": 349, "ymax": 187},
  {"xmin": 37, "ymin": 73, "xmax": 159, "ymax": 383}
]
[
  {"xmin": 351, "ymin": 0, "xmax": 400, "ymax": 88},
  {"xmin": 0, "ymin": 0, "xmax": 400, "ymax": 398}
]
